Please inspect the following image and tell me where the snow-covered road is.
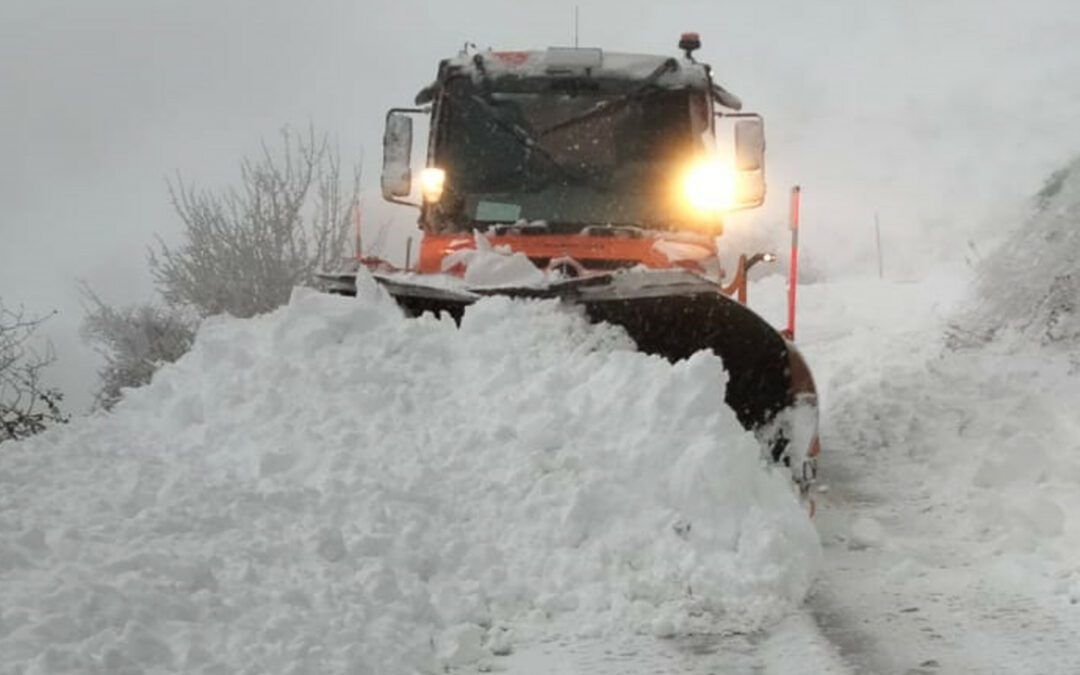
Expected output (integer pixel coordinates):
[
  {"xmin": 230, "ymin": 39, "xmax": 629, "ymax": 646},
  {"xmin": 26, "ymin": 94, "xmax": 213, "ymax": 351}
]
[{"xmin": 781, "ymin": 273, "xmax": 1080, "ymax": 675}]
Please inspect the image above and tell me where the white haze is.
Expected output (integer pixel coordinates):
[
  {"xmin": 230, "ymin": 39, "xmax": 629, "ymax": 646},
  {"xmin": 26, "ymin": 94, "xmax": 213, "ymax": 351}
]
[{"xmin": 3, "ymin": 0, "xmax": 1080, "ymax": 410}]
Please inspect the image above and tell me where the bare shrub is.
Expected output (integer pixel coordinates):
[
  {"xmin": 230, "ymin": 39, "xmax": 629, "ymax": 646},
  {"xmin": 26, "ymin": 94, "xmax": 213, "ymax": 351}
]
[
  {"xmin": 80, "ymin": 288, "xmax": 195, "ymax": 410},
  {"xmin": 151, "ymin": 126, "xmax": 359, "ymax": 319},
  {"xmin": 0, "ymin": 301, "xmax": 67, "ymax": 443}
]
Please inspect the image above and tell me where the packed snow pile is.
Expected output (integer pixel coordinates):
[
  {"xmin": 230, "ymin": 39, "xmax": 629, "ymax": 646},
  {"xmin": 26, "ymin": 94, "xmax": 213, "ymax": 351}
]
[
  {"xmin": 965, "ymin": 155, "xmax": 1080, "ymax": 345},
  {"xmin": 0, "ymin": 273, "xmax": 819, "ymax": 674}
]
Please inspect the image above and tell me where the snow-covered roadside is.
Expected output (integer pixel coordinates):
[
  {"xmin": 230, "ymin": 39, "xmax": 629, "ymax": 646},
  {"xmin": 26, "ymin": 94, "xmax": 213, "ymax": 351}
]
[
  {"xmin": 0, "ymin": 273, "xmax": 819, "ymax": 674},
  {"xmin": 753, "ymin": 270, "xmax": 1080, "ymax": 674}
]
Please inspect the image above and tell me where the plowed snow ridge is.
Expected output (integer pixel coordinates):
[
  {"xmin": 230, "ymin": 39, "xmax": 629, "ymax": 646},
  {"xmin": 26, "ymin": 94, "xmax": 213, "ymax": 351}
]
[{"xmin": 0, "ymin": 273, "xmax": 819, "ymax": 674}]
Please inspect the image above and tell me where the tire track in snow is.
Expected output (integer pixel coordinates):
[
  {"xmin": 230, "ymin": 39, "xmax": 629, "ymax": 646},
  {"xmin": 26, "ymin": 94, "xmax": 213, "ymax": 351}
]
[{"xmin": 487, "ymin": 611, "xmax": 851, "ymax": 674}]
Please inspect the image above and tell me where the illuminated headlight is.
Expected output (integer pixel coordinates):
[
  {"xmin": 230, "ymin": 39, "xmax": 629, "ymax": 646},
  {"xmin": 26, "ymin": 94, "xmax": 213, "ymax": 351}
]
[
  {"xmin": 682, "ymin": 159, "xmax": 736, "ymax": 213},
  {"xmin": 419, "ymin": 167, "xmax": 446, "ymax": 202}
]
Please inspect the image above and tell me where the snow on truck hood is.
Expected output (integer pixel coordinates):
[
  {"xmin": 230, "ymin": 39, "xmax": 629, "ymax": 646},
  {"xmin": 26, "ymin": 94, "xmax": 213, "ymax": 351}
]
[{"xmin": 0, "ymin": 272, "xmax": 819, "ymax": 673}]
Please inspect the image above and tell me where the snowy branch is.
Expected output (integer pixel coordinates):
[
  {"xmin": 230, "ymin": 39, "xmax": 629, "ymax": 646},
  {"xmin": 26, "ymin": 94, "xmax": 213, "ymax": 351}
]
[
  {"xmin": 0, "ymin": 300, "xmax": 67, "ymax": 443},
  {"xmin": 150, "ymin": 125, "xmax": 360, "ymax": 319}
]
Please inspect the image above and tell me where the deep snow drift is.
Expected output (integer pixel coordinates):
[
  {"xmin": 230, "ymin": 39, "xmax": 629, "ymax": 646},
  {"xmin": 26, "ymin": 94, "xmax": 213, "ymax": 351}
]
[{"xmin": 0, "ymin": 273, "xmax": 819, "ymax": 674}]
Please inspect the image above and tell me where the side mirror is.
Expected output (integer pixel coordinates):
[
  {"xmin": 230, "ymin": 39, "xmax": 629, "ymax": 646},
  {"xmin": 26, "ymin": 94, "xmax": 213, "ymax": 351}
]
[
  {"xmin": 381, "ymin": 112, "xmax": 414, "ymax": 198},
  {"xmin": 734, "ymin": 117, "xmax": 766, "ymax": 208},
  {"xmin": 734, "ymin": 118, "xmax": 764, "ymax": 171}
]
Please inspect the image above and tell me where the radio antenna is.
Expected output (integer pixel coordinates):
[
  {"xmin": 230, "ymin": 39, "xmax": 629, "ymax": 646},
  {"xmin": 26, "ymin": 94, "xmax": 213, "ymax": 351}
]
[{"xmin": 574, "ymin": 6, "xmax": 579, "ymax": 47}]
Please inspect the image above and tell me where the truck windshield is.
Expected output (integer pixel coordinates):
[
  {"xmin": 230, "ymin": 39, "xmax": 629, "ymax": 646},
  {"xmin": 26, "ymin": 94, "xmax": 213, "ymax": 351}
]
[{"xmin": 430, "ymin": 79, "xmax": 704, "ymax": 231}]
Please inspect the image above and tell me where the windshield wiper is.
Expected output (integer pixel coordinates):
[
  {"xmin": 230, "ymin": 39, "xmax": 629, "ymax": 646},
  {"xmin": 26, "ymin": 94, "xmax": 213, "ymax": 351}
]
[
  {"xmin": 537, "ymin": 58, "xmax": 678, "ymax": 138},
  {"xmin": 465, "ymin": 92, "xmax": 600, "ymax": 190}
]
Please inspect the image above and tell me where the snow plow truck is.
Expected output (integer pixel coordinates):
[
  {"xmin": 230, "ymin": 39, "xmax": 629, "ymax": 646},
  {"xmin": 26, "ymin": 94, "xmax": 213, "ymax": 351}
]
[{"xmin": 322, "ymin": 34, "xmax": 819, "ymax": 497}]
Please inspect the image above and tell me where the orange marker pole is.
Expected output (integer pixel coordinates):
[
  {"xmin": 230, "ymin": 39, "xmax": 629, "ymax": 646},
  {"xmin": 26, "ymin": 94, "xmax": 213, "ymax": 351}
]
[{"xmin": 786, "ymin": 186, "xmax": 801, "ymax": 341}]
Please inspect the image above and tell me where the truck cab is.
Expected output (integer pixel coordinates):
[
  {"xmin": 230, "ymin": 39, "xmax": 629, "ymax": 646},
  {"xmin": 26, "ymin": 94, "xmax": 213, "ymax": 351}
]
[{"xmin": 382, "ymin": 37, "xmax": 767, "ymax": 279}]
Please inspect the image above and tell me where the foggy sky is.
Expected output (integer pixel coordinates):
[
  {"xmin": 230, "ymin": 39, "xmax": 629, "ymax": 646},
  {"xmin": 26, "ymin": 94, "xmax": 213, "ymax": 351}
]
[{"xmin": 4, "ymin": 0, "xmax": 1080, "ymax": 411}]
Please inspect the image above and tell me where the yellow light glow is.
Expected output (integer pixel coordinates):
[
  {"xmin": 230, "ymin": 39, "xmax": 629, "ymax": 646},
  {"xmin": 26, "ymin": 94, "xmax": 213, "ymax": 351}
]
[
  {"xmin": 419, "ymin": 167, "xmax": 446, "ymax": 202},
  {"xmin": 682, "ymin": 159, "xmax": 737, "ymax": 213}
]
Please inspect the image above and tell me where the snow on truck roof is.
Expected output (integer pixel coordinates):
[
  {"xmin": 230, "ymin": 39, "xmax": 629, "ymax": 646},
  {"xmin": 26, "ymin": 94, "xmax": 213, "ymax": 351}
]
[
  {"xmin": 417, "ymin": 47, "xmax": 744, "ymax": 109},
  {"xmin": 458, "ymin": 49, "xmax": 704, "ymax": 82}
]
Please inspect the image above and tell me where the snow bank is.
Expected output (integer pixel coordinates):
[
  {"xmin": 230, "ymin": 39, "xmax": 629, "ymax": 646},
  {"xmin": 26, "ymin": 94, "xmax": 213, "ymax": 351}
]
[
  {"xmin": 933, "ymin": 337, "xmax": 1080, "ymax": 607},
  {"xmin": 933, "ymin": 160, "xmax": 1080, "ymax": 599},
  {"xmin": 0, "ymin": 274, "xmax": 819, "ymax": 673},
  {"xmin": 965, "ymin": 154, "xmax": 1080, "ymax": 345}
]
